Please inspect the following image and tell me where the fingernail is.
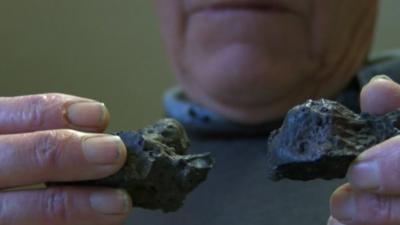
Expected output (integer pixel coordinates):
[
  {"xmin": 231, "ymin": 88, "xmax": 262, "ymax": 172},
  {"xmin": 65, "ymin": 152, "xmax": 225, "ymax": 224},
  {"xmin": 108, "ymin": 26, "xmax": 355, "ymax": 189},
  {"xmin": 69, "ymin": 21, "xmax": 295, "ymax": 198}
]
[
  {"xmin": 82, "ymin": 135, "xmax": 126, "ymax": 164},
  {"xmin": 67, "ymin": 102, "xmax": 109, "ymax": 128},
  {"xmin": 331, "ymin": 189, "xmax": 356, "ymax": 222},
  {"xmin": 347, "ymin": 161, "xmax": 380, "ymax": 190},
  {"xmin": 90, "ymin": 189, "xmax": 131, "ymax": 214},
  {"xmin": 370, "ymin": 74, "xmax": 392, "ymax": 82}
]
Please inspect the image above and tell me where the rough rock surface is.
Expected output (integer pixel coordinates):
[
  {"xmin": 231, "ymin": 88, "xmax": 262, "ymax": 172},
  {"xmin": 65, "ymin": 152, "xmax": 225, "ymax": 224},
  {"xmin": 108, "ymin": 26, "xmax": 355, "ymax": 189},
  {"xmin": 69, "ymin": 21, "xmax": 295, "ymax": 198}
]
[
  {"xmin": 267, "ymin": 99, "xmax": 400, "ymax": 181},
  {"xmin": 50, "ymin": 119, "xmax": 214, "ymax": 212}
]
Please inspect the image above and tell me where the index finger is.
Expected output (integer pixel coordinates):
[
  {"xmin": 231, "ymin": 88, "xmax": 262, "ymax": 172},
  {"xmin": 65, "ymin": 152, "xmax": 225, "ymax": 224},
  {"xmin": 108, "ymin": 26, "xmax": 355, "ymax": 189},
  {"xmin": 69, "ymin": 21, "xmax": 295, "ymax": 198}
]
[
  {"xmin": 0, "ymin": 93, "xmax": 109, "ymax": 134},
  {"xmin": 347, "ymin": 135, "xmax": 400, "ymax": 194}
]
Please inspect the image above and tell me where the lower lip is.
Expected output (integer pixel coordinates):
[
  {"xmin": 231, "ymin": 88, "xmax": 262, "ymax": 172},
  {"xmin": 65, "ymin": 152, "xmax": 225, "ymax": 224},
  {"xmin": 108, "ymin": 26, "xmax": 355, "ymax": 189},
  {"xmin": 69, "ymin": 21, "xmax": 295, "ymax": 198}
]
[
  {"xmin": 191, "ymin": 6, "xmax": 293, "ymax": 17},
  {"xmin": 188, "ymin": 7, "xmax": 297, "ymax": 29},
  {"xmin": 188, "ymin": 7, "xmax": 298, "ymax": 27},
  {"xmin": 186, "ymin": 6, "xmax": 304, "ymax": 49}
]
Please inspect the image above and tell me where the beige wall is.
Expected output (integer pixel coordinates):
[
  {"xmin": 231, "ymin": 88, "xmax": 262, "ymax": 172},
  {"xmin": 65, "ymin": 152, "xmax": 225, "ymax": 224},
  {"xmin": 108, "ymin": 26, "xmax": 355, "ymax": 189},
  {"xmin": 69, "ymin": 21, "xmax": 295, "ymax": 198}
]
[
  {"xmin": 0, "ymin": 1, "xmax": 399, "ymax": 131},
  {"xmin": 373, "ymin": 0, "xmax": 400, "ymax": 53}
]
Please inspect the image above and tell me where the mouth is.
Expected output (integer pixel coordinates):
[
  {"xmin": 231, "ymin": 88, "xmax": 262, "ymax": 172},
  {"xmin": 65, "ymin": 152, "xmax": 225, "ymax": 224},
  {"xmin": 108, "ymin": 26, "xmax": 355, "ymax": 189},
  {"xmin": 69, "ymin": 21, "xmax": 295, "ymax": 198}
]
[{"xmin": 188, "ymin": 2, "xmax": 294, "ymax": 15}]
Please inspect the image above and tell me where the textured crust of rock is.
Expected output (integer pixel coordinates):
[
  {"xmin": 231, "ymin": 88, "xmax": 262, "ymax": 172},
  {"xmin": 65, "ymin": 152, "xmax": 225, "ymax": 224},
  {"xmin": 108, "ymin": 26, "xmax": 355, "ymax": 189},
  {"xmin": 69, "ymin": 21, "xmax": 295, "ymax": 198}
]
[
  {"xmin": 267, "ymin": 99, "xmax": 400, "ymax": 181},
  {"xmin": 49, "ymin": 118, "xmax": 214, "ymax": 212}
]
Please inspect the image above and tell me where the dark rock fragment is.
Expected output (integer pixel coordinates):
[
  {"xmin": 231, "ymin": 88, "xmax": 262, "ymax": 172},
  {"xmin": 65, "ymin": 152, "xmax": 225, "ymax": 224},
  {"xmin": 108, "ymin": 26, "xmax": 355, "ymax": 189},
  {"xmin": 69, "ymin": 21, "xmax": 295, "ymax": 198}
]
[
  {"xmin": 267, "ymin": 99, "xmax": 400, "ymax": 181},
  {"xmin": 49, "ymin": 118, "xmax": 214, "ymax": 212}
]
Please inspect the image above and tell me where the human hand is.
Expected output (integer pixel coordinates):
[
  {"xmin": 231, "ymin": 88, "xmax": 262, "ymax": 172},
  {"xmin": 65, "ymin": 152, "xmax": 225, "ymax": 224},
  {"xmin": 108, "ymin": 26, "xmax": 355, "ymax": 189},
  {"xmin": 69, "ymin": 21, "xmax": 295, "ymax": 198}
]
[
  {"xmin": 0, "ymin": 93, "xmax": 132, "ymax": 225},
  {"xmin": 328, "ymin": 75, "xmax": 400, "ymax": 225}
]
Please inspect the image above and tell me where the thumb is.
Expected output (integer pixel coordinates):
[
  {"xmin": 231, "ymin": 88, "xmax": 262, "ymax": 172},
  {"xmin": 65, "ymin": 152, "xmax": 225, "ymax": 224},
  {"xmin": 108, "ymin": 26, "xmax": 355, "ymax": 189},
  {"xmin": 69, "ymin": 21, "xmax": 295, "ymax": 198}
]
[{"xmin": 360, "ymin": 75, "xmax": 400, "ymax": 115}]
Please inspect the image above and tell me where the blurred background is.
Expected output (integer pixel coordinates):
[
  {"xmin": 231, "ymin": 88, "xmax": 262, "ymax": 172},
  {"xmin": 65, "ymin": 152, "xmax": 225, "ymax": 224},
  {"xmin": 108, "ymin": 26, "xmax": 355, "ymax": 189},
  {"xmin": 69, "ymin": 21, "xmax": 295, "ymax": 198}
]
[{"xmin": 0, "ymin": 1, "xmax": 399, "ymax": 131}]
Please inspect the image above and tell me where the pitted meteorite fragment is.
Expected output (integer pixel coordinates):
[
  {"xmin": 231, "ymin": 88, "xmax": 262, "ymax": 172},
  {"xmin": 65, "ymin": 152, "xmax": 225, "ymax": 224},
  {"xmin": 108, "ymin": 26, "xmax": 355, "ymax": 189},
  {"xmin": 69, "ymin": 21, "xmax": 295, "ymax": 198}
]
[
  {"xmin": 50, "ymin": 119, "xmax": 214, "ymax": 212},
  {"xmin": 267, "ymin": 99, "xmax": 400, "ymax": 181}
]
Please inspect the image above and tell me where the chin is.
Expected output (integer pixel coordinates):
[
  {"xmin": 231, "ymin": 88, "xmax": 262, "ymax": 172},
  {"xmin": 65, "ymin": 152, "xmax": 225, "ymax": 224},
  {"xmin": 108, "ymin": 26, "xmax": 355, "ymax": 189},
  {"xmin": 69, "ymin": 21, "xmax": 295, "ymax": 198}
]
[{"xmin": 182, "ymin": 43, "xmax": 316, "ymax": 107}]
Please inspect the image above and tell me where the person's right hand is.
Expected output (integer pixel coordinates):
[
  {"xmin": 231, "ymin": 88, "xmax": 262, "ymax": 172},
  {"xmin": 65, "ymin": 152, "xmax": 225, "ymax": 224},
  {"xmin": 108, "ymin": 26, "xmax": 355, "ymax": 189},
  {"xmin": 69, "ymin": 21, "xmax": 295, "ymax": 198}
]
[{"xmin": 0, "ymin": 93, "xmax": 132, "ymax": 225}]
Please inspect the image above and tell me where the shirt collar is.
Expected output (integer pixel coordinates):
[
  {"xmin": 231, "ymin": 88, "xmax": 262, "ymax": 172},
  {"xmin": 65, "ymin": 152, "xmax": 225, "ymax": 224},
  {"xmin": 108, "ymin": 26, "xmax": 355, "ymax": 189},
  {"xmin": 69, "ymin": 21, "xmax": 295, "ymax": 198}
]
[{"xmin": 164, "ymin": 83, "xmax": 359, "ymax": 137}]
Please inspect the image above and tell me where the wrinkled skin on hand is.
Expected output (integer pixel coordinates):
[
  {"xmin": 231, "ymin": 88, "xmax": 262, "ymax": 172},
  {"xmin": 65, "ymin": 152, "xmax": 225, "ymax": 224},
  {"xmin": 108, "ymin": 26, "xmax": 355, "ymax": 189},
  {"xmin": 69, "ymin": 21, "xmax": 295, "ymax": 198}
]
[{"xmin": 0, "ymin": 93, "xmax": 131, "ymax": 225}]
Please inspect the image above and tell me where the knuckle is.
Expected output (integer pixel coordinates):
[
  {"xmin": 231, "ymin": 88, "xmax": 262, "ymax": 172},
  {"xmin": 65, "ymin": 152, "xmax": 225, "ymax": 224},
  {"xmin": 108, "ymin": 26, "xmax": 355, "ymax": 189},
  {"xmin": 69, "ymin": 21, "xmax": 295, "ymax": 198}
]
[
  {"xmin": 379, "ymin": 139, "xmax": 400, "ymax": 184},
  {"xmin": 24, "ymin": 94, "xmax": 64, "ymax": 127},
  {"xmin": 366, "ymin": 194, "xmax": 394, "ymax": 224},
  {"xmin": 0, "ymin": 197, "xmax": 6, "ymax": 222},
  {"xmin": 42, "ymin": 188, "xmax": 71, "ymax": 224},
  {"xmin": 32, "ymin": 130, "xmax": 74, "ymax": 171},
  {"xmin": 390, "ymin": 152, "xmax": 400, "ymax": 178},
  {"xmin": 0, "ymin": 196, "xmax": 12, "ymax": 225}
]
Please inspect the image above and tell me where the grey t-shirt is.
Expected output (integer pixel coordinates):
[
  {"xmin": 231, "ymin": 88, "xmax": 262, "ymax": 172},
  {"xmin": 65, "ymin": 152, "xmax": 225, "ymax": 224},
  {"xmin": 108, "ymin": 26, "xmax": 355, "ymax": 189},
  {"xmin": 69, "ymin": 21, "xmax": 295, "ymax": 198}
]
[
  {"xmin": 130, "ymin": 134, "xmax": 344, "ymax": 225},
  {"xmin": 127, "ymin": 55, "xmax": 400, "ymax": 225}
]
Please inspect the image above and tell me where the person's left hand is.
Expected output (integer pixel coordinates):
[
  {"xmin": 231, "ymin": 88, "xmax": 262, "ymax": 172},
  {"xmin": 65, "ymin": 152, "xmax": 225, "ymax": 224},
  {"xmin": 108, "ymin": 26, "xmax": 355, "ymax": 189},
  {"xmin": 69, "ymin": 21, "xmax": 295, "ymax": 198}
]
[{"xmin": 328, "ymin": 75, "xmax": 400, "ymax": 225}]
